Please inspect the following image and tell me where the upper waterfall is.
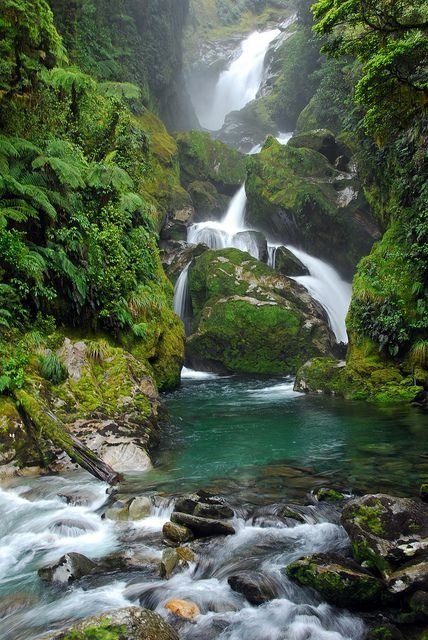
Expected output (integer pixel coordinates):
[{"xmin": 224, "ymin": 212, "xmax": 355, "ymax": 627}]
[{"xmin": 198, "ymin": 28, "xmax": 280, "ymax": 131}]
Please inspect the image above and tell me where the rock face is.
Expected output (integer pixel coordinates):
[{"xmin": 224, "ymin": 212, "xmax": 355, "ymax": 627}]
[
  {"xmin": 246, "ymin": 136, "xmax": 380, "ymax": 279},
  {"xmin": 287, "ymin": 553, "xmax": 387, "ymax": 609},
  {"xmin": 38, "ymin": 553, "xmax": 96, "ymax": 585},
  {"xmin": 341, "ymin": 494, "xmax": 428, "ymax": 576},
  {"xmin": 175, "ymin": 131, "xmax": 246, "ymax": 219},
  {"xmin": 40, "ymin": 606, "xmax": 178, "ymax": 640},
  {"xmin": 186, "ymin": 248, "xmax": 335, "ymax": 374}
]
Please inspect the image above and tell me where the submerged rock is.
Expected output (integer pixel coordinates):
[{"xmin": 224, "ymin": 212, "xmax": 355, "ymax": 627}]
[
  {"xmin": 287, "ymin": 553, "xmax": 387, "ymax": 609},
  {"xmin": 40, "ymin": 606, "xmax": 178, "ymax": 640},
  {"xmin": 38, "ymin": 552, "xmax": 96, "ymax": 585}
]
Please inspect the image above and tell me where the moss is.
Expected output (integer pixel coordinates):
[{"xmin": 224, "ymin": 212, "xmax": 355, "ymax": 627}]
[
  {"xmin": 316, "ymin": 488, "xmax": 345, "ymax": 502},
  {"xmin": 352, "ymin": 503, "xmax": 385, "ymax": 536},
  {"xmin": 287, "ymin": 556, "xmax": 387, "ymax": 608},
  {"xmin": 175, "ymin": 130, "xmax": 246, "ymax": 193},
  {"xmin": 60, "ymin": 620, "xmax": 127, "ymax": 640},
  {"xmin": 351, "ymin": 539, "xmax": 392, "ymax": 576}
]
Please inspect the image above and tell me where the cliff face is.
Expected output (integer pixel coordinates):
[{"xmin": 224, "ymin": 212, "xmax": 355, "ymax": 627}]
[{"xmin": 48, "ymin": 0, "xmax": 196, "ymax": 129}]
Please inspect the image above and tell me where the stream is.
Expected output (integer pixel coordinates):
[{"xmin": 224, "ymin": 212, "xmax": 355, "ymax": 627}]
[{"xmin": 1, "ymin": 375, "xmax": 427, "ymax": 639}]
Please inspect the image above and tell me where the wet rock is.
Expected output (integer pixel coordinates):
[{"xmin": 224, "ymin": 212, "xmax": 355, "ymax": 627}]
[
  {"xmin": 0, "ymin": 594, "xmax": 38, "ymax": 619},
  {"xmin": 176, "ymin": 547, "xmax": 196, "ymax": 563},
  {"xmin": 193, "ymin": 502, "xmax": 234, "ymax": 520},
  {"xmin": 174, "ymin": 491, "xmax": 234, "ymax": 520},
  {"xmin": 128, "ymin": 496, "xmax": 152, "ymax": 520},
  {"xmin": 38, "ymin": 552, "xmax": 96, "ymax": 585},
  {"xmin": 409, "ymin": 590, "xmax": 428, "ymax": 620},
  {"xmin": 341, "ymin": 494, "xmax": 428, "ymax": 575},
  {"xmin": 163, "ymin": 521, "xmax": 194, "ymax": 544},
  {"xmin": 272, "ymin": 246, "xmax": 309, "ymax": 277},
  {"xmin": 234, "ymin": 230, "xmax": 268, "ymax": 263},
  {"xmin": 171, "ymin": 511, "xmax": 235, "ymax": 537},
  {"xmin": 420, "ymin": 484, "xmax": 428, "ymax": 502},
  {"xmin": 276, "ymin": 506, "xmax": 306, "ymax": 523},
  {"xmin": 387, "ymin": 561, "xmax": 428, "ymax": 594},
  {"xmin": 366, "ymin": 623, "xmax": 404, "ymax": 640},
  {"xmin": 228, "ymin": 572, "xmax": 277, "ymax": 605},
  {"xmin": 40, "ymin": 606, "xmax": 178, "ymax": 639},
  {"xmin": 165, "ymin": 598, "xmax": 201, "ymax": 620},
  {"xmin": 161, "ymin": 548, "xmax": 179, "ymax": 579},
  {"xmin": 104, "ymin": 499, "xmax": 130, "ymax": 521},
  {"xmin": 287, "ymin": 553, "xmax": 388, "ymax": 609},
  {"xmin": 314, "ymin": 488, "xmax": 345, "ymax": 502}
]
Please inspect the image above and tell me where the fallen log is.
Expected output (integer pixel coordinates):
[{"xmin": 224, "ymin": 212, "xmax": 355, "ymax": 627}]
[{"xmin": 14, "ymin": 389, "xmax": 121, "ymax": 485}]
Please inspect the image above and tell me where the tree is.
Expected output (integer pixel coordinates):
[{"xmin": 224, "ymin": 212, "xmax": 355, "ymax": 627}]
[{"xmin": 312, "ymin": 0, "xmax": 428, "ymax": 140}]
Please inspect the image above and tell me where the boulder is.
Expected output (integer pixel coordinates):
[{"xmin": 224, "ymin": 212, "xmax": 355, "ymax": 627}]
[
  {"xmin": 286, "ymin": 553, "xmax": 387, "ymax": 609},
  {"xmin": 246, "ymin": 137, "xmax": 380, "ymax": 279},
  {"xmin": 164, "ymin": 599, "xmax": 200, "ymax": 620},
  {"xmin": 341, "ymin": 494, "xmax": 428, "ymax": 576},
  {"xmin": 128, "ymin": 496, "xmax": 152, "ymax": 520},
  {"xmin": 186, "ymin": 248, "xmax": 335, "ymax": 375},
  {"xmin": 163, "ymin": 521, "xmax": 194, "ymax": 544},
  {"xmin": 287, "ymin": 129, "xmax": 352, "ymax": 168},
  {"xmin": 174, "ymin": 491, "xmax": 234, "ymax": 520},
  {"xmin": 38, "ymin": 552, "xmax": 96, "ymax": 585},
  {"xmin": 272, "ymin": 246, "xmax": 309, "ymax": 277},
  {"xmin": 410, "ymin": 590, "xmax": 428, "ymax": 620},
  {"xmin": 39, "ymin": 606, "xmax": 178, "ymax": 640},
  {"xmin": 228, "ymin": 572, "xmax": 277, "ymax": 605},
  {"xmin": 160, "ymin": 548, "xmax": 179, "ymax": 579},
  {"xmin": 387, "ymin": 561, "xmax": 428, "ymax": 595},
  {"xmin": 171, "ymin": 512, "xmax": 235, "ymax": 537},
  {"xmin": 314, "ymin": 488, "xmax": 345, "ymax": 502}
]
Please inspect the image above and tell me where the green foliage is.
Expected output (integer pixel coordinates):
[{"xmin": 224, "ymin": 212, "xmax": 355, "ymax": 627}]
[
  {"xmin": 312, "ymin": 0, "xmax": 428, "ymax": 140},
  {"xmin": 61, "ymin": 621, "xmax": 127, "ymax": 640},
  {"xmin": 39, "ymin": 353, "xmax": 68, "ymax": 384}
]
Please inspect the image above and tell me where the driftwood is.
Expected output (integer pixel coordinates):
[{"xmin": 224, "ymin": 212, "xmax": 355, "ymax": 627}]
[{"xmin": 14, "ymin": 389, "xmax": 121, "ymax": 485}]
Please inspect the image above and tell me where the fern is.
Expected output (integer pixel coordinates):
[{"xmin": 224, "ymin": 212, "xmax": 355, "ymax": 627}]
[
  {"xmin": 98, "ymin": 82, "xmax": 141, "ymax": 100},
  {"xmin": 132, "ymin": 322, "xmax": 148, "ymax": 338},
  {"xmin": 410, "ymin": 339, "xmax": 428, "ymax": 368},
  {"xmin": 39, "ymin": 353, "xmax": 68, "ymax": 384}
]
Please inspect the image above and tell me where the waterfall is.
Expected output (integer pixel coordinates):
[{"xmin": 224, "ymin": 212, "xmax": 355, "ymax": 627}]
[
  {"xmin": 173, "ymin": 263, "xmax": 192, "ymax": 335},
  {"xmin": 286, "ymin": 246, "xmax": 352, "ymax": 344},
  {"xmin": 188, "ymin": 185, "xmax": 261, "ymax": 258},
  {"xmin": 199, "ymin": 28, "xmax": 280, "ymax": 131},
  {"xmin": 267, "ymin": 244, "xmax": 279, "ymax": 268}
]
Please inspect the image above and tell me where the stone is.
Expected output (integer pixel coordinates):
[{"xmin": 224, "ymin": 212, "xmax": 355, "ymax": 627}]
[
  {"xmin": 410, "ymin": 590, "xmax": 428, "ymax": 619},
  {"xmin": 228, "ymin": 572, "xmax": 277, "ymax": 605},
  {"xmin": 176, "ymin": 547, "xmax": 196, "ymax": 563},
  {"xmin": 421, "ymin": 484, "xmax": 428, "ymax": 502},
  {"xmin": 38, "ymin": 552, "xmax": 96, "ymax": 585},
  {"xmin": 104, "ymin": 500, "xmax": 130, "ymax": 521},
  {"xmin": 366, "ymin": 624, "xmax": 404, "ymax": 640},
  {"xmin": 388, "ymin": 561, "xmax": 428, "ymax": 595},
  {"xmin": 163, "ymin": 521, "xmax": 194, "ymax": 544},
  {"xmin": 287, "ymin": 553, "xmax": 387, "ymax": 609},
  {"xmin": 160, "ymin": 548, "xmax": 179, "ymax": 579},
  {"xmin": 315, "ymin": 488, "xmax": 345, "ymax": 502},
  {"xmin": 128, "ymin": 496, "xmax": 152, "ymax": 520},
  {"xmin": 171, "ymin": 512, "xmax": 235, "ymax": 537},
  {"xmin": 193, "ymin": 502, "xmax": 234, "ymax": 520},
  {"xmin": 39, "ymin": 606, "xmax": 178, "ymax": 640},
  {"xmin": 272, "ymin": 246, "xmax": 309, "ymax": 277},
  {"xmin": 164, "ymin": 599, "xmax": 200, "ymax": 620},
  {"xmin": 341, "ymin": 494, "xmax": 428, "ymax": 576}
]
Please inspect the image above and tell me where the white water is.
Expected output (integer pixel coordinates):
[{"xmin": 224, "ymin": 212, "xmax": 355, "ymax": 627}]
[
  {"xmin": 188, "ymin": 185, "xmax": 263, "ymax": 259},
  {"xmin": 287, "ymin": 246, "xmax": 352, "ymax": 344},
  {"xmin": 173, "ymin": 263, "xmax": 192, "ymax": 335},
  {"xmin": 200, "ymin": 28, "xmax": 280, "ymax": 131}
]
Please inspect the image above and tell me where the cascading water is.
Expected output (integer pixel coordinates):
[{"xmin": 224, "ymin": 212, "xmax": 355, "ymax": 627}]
[
  {"xmin": 173, "ymin": 263, "xmax": 192, "ymax": 335},
  {"xmin": 286, "ymin": 245, "xmax": 352, "ymax": 344},
  {"xmin": 199, "ymin": 29, "xmax": 280, "ymax": 131}
]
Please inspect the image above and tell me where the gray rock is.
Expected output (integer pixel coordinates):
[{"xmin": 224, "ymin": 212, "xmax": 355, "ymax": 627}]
[
  {"xmin": 128, "ymin": 496, "xmax": 152, "ymax": 520},
  {"xmin": 387, "ymin": 561, "xmax": 428, "ymax": 594},
  {"xmin": 171, "ymin": 512, "xmax": 235, "ymax": 537},
  {"xmin": 161, "ymin": 548, "xmax": 179, "ymax": 579},
  {"xmin": 228, "ymin": 572, "xmax": 277, "ymax": 605},
  {"xmin": 38, "ymin": 552, "xmax": 96, "ymax": 585},
  {"xmin": 341, "ymin": 494, "xmax": 428, "ymax": 576},
  {"xmin": 39, "ymin": 606, "xmax": 178, "ymax": 640},
  {"xmin": 272, "ymin": 246, "xmax": 309, "ymax": 277}
]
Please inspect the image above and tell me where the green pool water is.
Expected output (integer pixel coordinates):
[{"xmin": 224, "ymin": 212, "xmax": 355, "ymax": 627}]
[{"xmin": 136, "ymin": 374, "xmax": 428, "ymax": 499}]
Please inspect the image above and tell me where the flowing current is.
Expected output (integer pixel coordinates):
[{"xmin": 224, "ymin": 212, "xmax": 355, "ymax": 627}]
[{"xmin": 198, "ymin": 28, "xmax": 281, "ymax": 131}]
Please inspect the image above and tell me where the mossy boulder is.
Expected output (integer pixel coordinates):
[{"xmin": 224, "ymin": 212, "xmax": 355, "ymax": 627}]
[
  {"xmin": 175, "ymin": 130, "xmax": 246, "ymax": 196},
  {"xmin": 287, "ymin": 553, "xmax": 388, "ymax": 609},
  {"xmin": 186, "ymin": 248, "xmax": 335, "ymax": 374},
  {"xmin": 287, "ymin": 129, "xmax": 352, "ymax": 169},
  {"xmin": 272, "ymin": 246, "xmax": 309, "ymax": 277},
  {"xmin": 341, "ymin": 495, "xmax": 428, "ymax": 577},
  {"xmin": 245, "ymin": 137, "xmax": 379, "ymax": 278},
  {"xmin": 40, "ymin": 606, "xmax": 178, "ymax": 640},
  {"xmin": 0, "ymin": 396, "xmax": 37, "ymax": 475}
]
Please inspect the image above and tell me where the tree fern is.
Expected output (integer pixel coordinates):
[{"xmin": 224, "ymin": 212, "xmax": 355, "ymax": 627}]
[{"xmin": 98, "ymin": 82, "xmax": 141, "ymax": 100}]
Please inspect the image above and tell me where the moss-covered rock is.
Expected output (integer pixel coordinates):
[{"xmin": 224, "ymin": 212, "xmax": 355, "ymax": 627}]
[
  {"xmin": 186, "ymin": 248, "xmax": 335, "ymax": 374},
  {"xmin": 246, "ymin": 137, "xmax": 379, "ymax": 278},
  {"xmin": 176, "ymin": 130, "xmax": 246, "ymax": 196},
  {"xmin": 287, "ymin": 553, "xmax": 388, "ymax": 609},
  {"xmin": 287, "ymin": 129, "xmax": 352, "ymax": 169},
  {"xmin": 40, "ymin": 606, "xmax": 178, "ymax": 640},
  {"xmin": 341, "ymin": 495, "xmax": 428, "ymax": 577},
  {"xmin": 272, "ymin": 246, "xmax": 309, "ymax": 277}
]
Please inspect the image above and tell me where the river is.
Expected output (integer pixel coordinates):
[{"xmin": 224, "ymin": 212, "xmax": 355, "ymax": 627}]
[{"xmin": 1, "ymin": 374, "xmax": 427, "ymax": 639}]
